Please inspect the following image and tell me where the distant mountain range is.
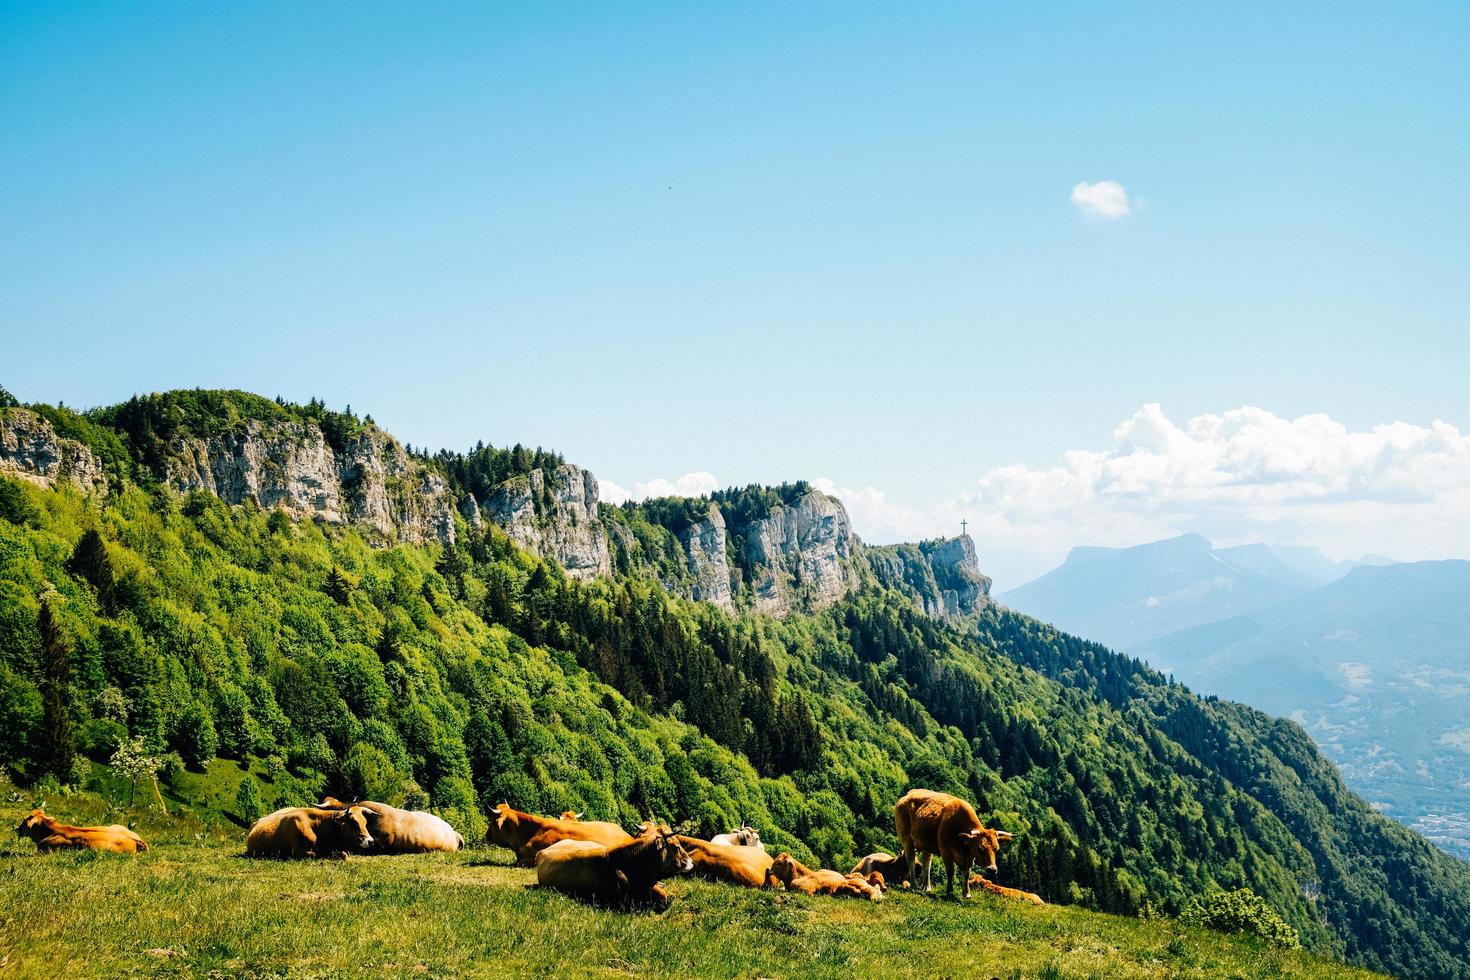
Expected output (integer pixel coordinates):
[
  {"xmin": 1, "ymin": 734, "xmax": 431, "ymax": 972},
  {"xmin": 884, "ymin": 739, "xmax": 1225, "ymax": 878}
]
[
  {"xmin": 998, "ymin": 533, "xmax": 1390, "ymax": 651},
  {"xmin": 1135, "ymin": 560, "xmax": 1470, "ymax": 859},
  {"xmin": 1002, "ymin": 538, "xmax": 1470, "ymax": 860}
]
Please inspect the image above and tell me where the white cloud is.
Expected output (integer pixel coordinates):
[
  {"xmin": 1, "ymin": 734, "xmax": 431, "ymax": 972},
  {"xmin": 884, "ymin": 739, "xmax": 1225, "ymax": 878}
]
[
  {"xmin": 1071, "ymin": 180, "xmax": 1131, "ymax": 219},
  {"xmin": 816, "ymin": 405, "xmax": 1470, "ymax": 588},
  {"xmin": 598, "ymin": 471, "xmax": 719, "ymax": 505}
]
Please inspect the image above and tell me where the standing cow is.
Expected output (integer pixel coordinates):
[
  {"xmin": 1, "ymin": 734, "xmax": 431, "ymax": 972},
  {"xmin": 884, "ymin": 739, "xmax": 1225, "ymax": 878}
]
[{"xmin": 894, "ymin": 789, "xmax": 1015, "ymax": 899}]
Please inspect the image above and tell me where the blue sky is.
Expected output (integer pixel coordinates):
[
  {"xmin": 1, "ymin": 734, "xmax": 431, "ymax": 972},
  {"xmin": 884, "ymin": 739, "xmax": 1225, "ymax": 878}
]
[{"xmin": 4, "ymin": 3, "xmax": 1467, "ymax": 584}]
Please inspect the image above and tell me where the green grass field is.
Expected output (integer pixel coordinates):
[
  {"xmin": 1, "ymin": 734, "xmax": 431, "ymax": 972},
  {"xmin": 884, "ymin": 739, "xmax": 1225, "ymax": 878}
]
[{"xmin": 0, "ymin": 791, "xmax": 1378, "ymax": 979}]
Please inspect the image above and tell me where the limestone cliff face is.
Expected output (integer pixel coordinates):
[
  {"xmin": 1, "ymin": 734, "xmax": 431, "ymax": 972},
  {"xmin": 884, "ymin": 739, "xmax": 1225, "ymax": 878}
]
[
  {"xmin": 0, "ymin": 409, "xmax": 108, "ymax": 495},
  {"xmin": 164, "ymin": 420, "xmax": 455, "ymax": 544},
  {"xmin": 678, "ymin": 505, "xmax": 734, "ymax": 609},
  {"xmin": 481, "ymin": 463, "xmax": 611, "ymax": 580},
  {"xmin": 740, "ymin": 489, "xmax": 860, "ymax": 616},
  {"xmin": 866, "ymin": 534, "xmax": 992, "ymax": 620}
]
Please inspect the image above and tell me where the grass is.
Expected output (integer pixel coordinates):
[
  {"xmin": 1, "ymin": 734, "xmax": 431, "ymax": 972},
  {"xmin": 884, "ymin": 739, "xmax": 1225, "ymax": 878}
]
[{"xmin": 0, "ymin": 790, "xmax": 1379, "ymax": 979}]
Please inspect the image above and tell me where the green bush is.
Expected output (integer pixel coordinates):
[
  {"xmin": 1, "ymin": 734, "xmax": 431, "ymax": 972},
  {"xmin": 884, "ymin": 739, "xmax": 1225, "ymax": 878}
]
[{"xmin": 1181, "ymin": 887, "xmax": 1301, "ymax": 949}]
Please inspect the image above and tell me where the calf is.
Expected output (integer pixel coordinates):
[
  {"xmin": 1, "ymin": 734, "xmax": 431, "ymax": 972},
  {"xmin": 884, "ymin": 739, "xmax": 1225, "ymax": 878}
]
[
  {"xmin": 895, "ymin": 788, "xmax": 1014, "ymax": 899},
  {"xmin": 535, "ymin": 825, "xmax": 693, "ymax": 907},
  {"xmin": 246, "ymin": 805, "xmax": 373, "ymax": 859},
  {"xmin": 677, "ymin": 835, "xmax": 774, "ymax": 888},
  {"xmin": 968, "ymin": 873, "xmax": 1044, "ymax": 905},
  {"xmin": 710, "ymin": 825, "xmax": 763, "ymax": 850},
  {"xmin": 486, "ymin": 803, "xmax": 633, "ymax": 866},
  {"xmin": 850, "ymin": 851, "xmax": 910, "ymax": 886},
  {"xmin": 764, "ymin": 853, "xmax": 884, "ymax": 901},
  {"xmin": 15, "ymin": 810, "xmax": 148, "ymax": 854},
  {"xmin": 318, "ymin": 797, "xmax": 462, "ymax": 853}
]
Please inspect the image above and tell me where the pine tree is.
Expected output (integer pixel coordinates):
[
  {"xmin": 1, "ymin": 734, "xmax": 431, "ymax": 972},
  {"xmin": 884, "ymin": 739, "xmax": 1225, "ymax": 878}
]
[
  {"xmin": 325, "ymin": 566, "xmax": 351, "ymax": 605},
  {"xmin": 69, "ymin": 529, "xmax": 119, "ymax": 614},
  {"xmin": 37, "ymin": 599, "xmax": 77, "ymax": 778}
]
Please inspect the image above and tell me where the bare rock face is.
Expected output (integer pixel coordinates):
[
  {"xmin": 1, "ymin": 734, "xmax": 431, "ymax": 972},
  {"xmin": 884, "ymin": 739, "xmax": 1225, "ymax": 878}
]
[
  {"xmin": 679, "ymin": 504, "xmax": 734, "ymax": 609},
  {"xmin": 165, "ymin": 420, "xmax": 455, "ymax": 545},
  {"xmin": 0, "ymin": 409, "xmax": 107, "ymax": 495},
  {"xmin": 481, "ymin": 463, "xmax": 611, "ymax": 580},
  {"xmin": 866, "ymin": 534, "xmax": 992, "ymax": 620},
  {"xmin": 741, "ymin": 490, "xmax": 859, "ymax": 616}
]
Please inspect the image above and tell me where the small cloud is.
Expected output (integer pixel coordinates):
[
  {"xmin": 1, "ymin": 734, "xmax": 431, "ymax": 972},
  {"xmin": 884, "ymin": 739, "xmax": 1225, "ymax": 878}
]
[
  {"xmin": 598, "ymin": 479, "xmax": 631, "ymax": 505},
  {"xmin": 600, "ymin": 472, "xmax": 720, "ymax": 505},
  {"xmin": 1071, "ymin": 180, "xmax": 1131, "ymax": 219}
]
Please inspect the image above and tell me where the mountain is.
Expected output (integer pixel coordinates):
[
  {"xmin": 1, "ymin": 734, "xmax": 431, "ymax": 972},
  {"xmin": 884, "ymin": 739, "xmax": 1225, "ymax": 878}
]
[
  {"xmin": 998, "ymin": 534, "xmax": 1381, "ymax": 650},
  {"xmin": 2, "ymin": 388, "xmax": 1469, "ymax": 978},
  {"xmin": 1136, "ymin": 561, "xmax": 1470, "ymax": 860}
]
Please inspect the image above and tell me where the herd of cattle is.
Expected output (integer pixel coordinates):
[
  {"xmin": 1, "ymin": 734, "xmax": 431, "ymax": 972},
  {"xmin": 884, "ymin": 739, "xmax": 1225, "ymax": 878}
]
[{"xmin": 14, "ymin": 788, "xmax": 1044, "ymax": 908}]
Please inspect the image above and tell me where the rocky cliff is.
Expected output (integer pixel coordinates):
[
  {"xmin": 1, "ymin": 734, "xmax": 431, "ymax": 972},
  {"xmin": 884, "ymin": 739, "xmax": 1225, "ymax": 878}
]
[
  {"xmin": 740, "ymin": 489, "xmax": 861, "ymax": 616},
  {"xmin": 1, "ymin": 392, "xmax": 993, "ymax": 616},
  {"xmin": 163, "ymin": 419, "xmax": 456, "ymax": 545},
  {"xmin": 866, "ymin": 534, "xmax": 992, "ymax": 620},
  {"xmin": 0, "ymin": 409, "xmax": 108, "ymax": 495},
  {"xmin": 480, "ymin": 464, "xmax": 611, "ymax": 580}
]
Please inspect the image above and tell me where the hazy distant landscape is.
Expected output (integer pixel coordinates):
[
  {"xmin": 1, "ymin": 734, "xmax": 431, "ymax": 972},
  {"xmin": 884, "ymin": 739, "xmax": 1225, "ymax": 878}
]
[{"xmin": 1002, "ymin": 540, "xmax": 1470, "ymax": 859}]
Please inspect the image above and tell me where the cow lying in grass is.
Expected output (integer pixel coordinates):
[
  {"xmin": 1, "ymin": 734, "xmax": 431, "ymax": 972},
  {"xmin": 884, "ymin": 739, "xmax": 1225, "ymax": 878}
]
[
  {"xmin": 968, "ymin": 873, "xmax": 1044, "ymax": 904},
  {"xmin": 764, "ymin": 853, "xmax": 884, "ymax": 901},
  {"xmin": 710, "ymin": 825, "xmax": 763, "ymax": 850},
  {"xmin": 15, "ymin": 809, "xmax": 148, "ymax": 854},
  {"xmin": 535, "ymin": 824, "xmax": 693, "ymax": 907},
  {"xmin": 677, "ymin": 835, "xmax": 774, "ymax": 888},
  {"xmin": 895, "ymin": 788, "xmax": 1015, "ymax": 899},
  {"xmin": 486, "ymin": 803, "xmax": 633, "ymax": 866},
  {"xmin": 318, "ymin": 797, "xmax": 463, "ymax": 853},
  {"xmin": 851, "ymin": 851, "xmax": 910, "ymax": 887},
  {"xmin": 245, "ymin": 805, "xmax": 373, "ymax": 859}
]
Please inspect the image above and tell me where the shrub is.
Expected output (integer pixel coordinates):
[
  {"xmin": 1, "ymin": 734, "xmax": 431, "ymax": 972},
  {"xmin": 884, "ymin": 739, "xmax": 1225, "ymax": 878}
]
[{"xmin": 1180, "ymin": 887, "xmax": 1301, "ymax": 949}]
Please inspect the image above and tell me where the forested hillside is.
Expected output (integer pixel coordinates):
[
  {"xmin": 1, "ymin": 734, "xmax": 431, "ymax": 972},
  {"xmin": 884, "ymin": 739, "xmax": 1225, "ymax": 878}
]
[{"xmin": 1, "ymin": 390, "xmax": 1468, "ymax": 978}]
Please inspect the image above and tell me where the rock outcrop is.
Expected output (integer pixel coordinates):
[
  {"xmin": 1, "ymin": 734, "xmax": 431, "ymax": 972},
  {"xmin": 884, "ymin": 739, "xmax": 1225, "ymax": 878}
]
[
  {"xmin": 0, "ymin": 409, "xmax": 108, "ymax": 495},
  {"xmin": 866, "ymin": 534, "xmax": 992, "ymax": 620},
  {"xmin": 677, "ymin": 504, "xmax": 735, "ymax": 609},
  {"xmin": 481, "ymin": 463, "xmax": 611, "ymax": 580},
  {"xmin": 740, "ymin": 489, "xmax": 860, "ymax": 616},
  {"xmin": 164, "ymin": 420, "xmax": 455, "ymax": 544}
]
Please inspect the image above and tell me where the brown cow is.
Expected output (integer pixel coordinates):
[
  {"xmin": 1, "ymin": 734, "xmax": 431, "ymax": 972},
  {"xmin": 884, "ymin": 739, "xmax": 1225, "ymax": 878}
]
[
  {"xmin": 763, "ymin": 853, "xmax": 884, "ymax": 901},
  {"xmin": 850, "ymin": 851, "xmax": 910, "ymax": 886},
  {"xmin": 535, "ymin": 824, "xmax": 694, "ymax": 907},
  {"xmin": 677, "ymin": 835, "xmax": 774, "ymax": 888},
  {"xmin": 968, "ymin": 872, "xmax": 1044, "ymax": 905},
  {"xmin": 15, "ymin": 810, "xmax": 148, "ymax": 854},
  {"xmin": 895, "ymin": 788, "xmax": 1015, "ymax": 899},
  {"xmin": 245, "ymin": 805, "xmax": 374, "ymax": 858},
  {"xmin": 318, "ymin": 797, "xmax": 463, "ymax": 853},
  {"xmin": 485, "ymin": 803, "xmax": 632, "ymax": 866}
]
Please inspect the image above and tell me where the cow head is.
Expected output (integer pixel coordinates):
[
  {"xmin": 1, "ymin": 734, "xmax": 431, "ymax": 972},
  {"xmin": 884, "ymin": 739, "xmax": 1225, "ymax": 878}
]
[
  {"xmin": 652, "ymin": 826, "xmax": 694, "ymax": 876},
  {"xmin": 485, "ymin": 802, "xmax": 515, "ymax": 846},
  {"xmin": 335, "ymin": 805, "xmax": 375, "ymax": 851},
  {"xmin": 319, "ymin": 796, "xmax": 350, "ymax": 809},
  {"xmin": 560, "ymin": 811, "xmax": 583, "ymax": 822},
  {"xmin": 766, "ymin": 853, "xmax": 798, "ymax": 887},
  {"xmin": 961, "ymin": 827, "xmax": 1016, "ymax": 875},
  {"xmin": 15, "ymin": 809, "xmax": 48, "ymax": 839}
]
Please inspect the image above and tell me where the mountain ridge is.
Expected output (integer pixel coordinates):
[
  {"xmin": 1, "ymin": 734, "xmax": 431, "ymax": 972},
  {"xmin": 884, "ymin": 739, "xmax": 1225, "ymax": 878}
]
[{"xmin": 1, "ymin": 386, "xmax": 1468, "ymax": 978}]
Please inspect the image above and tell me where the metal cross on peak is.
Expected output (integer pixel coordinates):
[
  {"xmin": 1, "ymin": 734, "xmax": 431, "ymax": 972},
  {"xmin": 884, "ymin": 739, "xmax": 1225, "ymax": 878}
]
[{"xmin": 961, "ymin": 519, "xmax": 968, "ymax": 536}]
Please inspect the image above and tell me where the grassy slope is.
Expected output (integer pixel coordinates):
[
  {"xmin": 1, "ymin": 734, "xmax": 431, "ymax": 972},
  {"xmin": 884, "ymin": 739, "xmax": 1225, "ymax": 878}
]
[{"xmin": 0, "ymin": 791, "xmax": 1373, "ymax": 980}]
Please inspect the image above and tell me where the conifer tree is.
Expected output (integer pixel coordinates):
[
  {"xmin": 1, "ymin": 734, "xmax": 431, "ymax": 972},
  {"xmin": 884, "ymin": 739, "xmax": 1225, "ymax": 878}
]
[{"xmin": 37, "ymin": 598, "xmax": 76, "ymax": 778}]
